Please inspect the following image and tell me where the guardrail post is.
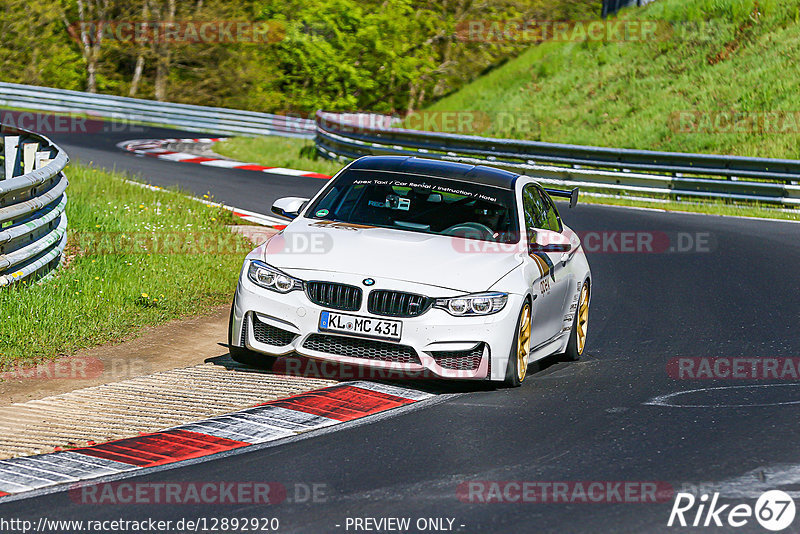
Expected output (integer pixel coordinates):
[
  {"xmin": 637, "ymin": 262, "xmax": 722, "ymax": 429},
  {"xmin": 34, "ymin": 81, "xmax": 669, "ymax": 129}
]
[
  {"xmin": 3, "ymin": 135, "xmax": 21, "ymax": 179},
  {"xmin": 22, "ymin": 142, "xmax": 39, "ymax": 174},
  {"xmin": 35, "ymin": 150, "xmax": 52, "ymax": 169}
]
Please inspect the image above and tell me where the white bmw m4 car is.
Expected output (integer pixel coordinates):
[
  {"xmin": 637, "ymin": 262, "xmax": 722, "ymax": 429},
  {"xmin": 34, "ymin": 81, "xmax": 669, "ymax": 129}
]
[{"xmin": 229, "ymin": 156, "xmax": 591, "ymax": 386}]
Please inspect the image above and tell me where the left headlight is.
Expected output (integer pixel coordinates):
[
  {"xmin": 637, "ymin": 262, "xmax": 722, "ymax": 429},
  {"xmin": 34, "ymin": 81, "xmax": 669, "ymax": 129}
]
[
  {"xmin": 434, "ymin": 292, "xmax": 508, "ymax": 316},
  {"xmin": 247, "ymin": 260, "xmax": 304, "ymax": 293}
]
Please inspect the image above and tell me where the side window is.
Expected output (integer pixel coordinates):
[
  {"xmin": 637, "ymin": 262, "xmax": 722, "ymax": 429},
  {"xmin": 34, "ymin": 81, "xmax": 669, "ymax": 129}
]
[
  {"xmin": 540, "ymin": 189, "xmax": 563, "ymax": 233},
  {"xmin": 522, "ymin": 184, "xmax": 549, "ymax": 236}
]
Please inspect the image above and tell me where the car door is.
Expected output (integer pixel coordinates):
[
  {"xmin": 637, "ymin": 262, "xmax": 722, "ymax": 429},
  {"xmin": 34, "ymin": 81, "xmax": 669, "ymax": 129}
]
[{"xmin": 522, "ymin": 184, "xmax": 573, "ymax": 348}]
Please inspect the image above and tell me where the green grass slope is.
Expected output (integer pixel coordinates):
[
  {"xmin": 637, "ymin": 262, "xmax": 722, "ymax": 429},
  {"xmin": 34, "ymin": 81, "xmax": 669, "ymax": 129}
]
[{"xmin": 427, "ymin": 0, "xmax": 800, "ymax": 159}]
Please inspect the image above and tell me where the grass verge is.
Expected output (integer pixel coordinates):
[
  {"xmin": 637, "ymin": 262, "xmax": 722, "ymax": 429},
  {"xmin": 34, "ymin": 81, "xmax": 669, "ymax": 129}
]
[
  {"xmin": 214, "ymin": 136, "xmax": 343, "ymax": 177},
  {"xmin": 0, "ymin": 164, "xmax": 252, "ymax": 369}
]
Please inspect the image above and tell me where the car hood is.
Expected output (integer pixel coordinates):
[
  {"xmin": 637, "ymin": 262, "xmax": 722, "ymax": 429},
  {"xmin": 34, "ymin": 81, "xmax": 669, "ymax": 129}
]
[{"xmin": 262, "ymin": 219, "xmax": 523, "ymax": 293}]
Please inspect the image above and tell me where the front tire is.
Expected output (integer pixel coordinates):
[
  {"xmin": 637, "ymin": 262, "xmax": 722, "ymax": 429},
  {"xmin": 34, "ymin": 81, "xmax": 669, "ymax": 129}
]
[
  {"xmin": 228, "ymin": 300, "xmax": 277, "ymax": 369},
  {"xmin": 504, "ymin": 300, "xmax": 532, "ymax": 387},
  {"xmin": 563, "ymin": 280, "xmax": 589, "ymax": 361}
]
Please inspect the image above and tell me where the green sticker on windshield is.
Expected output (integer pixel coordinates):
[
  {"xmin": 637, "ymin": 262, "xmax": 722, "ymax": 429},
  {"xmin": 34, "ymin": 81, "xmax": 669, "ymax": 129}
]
[{"xmin": 315, "ymin": 209, "xmax": 329, "ymax": 217}]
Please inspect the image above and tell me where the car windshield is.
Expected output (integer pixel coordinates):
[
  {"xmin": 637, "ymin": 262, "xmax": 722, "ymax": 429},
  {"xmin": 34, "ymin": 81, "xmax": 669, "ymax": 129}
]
[{"xmin": 306, "ymin": 170, "xmax": 519, "ymax": 243}]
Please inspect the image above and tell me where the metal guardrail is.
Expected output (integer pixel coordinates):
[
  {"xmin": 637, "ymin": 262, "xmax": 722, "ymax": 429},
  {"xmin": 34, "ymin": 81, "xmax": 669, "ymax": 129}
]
[
  {"xmin": 315, "ymin": 112, "xmax": 800, "ymax": 206},
  {"xmin": 0, "ymin": 125, "xmax": 69, "ymax": 287},
  {"xmin": 0, "ymin": 82, "xmax": 315, "ymax": 139},
  {"xmin": 2, "ymin": 83, "xmax": 797, "ymax": 207}
]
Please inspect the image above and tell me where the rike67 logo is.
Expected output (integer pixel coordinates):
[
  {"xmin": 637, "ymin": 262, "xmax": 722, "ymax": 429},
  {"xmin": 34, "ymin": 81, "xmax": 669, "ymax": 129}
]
[{"xmin": 668, "ymin": 490, "xmax": 796, "ymax": 531}]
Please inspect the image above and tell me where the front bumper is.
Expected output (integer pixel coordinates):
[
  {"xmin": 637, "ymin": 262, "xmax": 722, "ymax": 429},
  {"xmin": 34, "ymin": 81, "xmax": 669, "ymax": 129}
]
[{"xmin": 231, "ymin": 269, "xmax": 524, "ymax": 381}]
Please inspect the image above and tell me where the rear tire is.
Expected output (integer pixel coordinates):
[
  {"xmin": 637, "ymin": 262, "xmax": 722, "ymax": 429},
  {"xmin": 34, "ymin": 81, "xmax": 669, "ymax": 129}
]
[
  {"xmin": 228, "ymin": 300, "xmax": 277, "ymax": 370},
  {"xmin": 563, "ymin": 280, "xmax": 589, "ymax": 361},
  {"xmin": 504, "ymin": 300, "xmax": 532, "ymax": 387}
]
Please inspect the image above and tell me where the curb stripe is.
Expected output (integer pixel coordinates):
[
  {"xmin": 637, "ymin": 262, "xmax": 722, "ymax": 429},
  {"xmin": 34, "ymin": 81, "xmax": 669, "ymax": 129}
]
[
  {"xmin": 22, "ymin": 452, "xmax": 133, "ymax": 478},
  {"xmin": 118, "ymin": 138, "xmax": 331, "ymax": 179},
  {"xmin": 0, "ymin": 382, "xmax": 433, "ymax": 498},
  {"xmin": 178, "ymin": 419, "xmax": 292, "ymax": 444},
  {"xmin": 177, "ymin": 406, "xmax": 337, "ymax": 444},
  {"xmin": 346, "ymin": 380, "xmax": 435, "ymax": 401},
  {"xmin": 0, "ymin": 453, "xmax": 134, "ymax": 494},
  {"xmin": 179, "ymin": 156, "xmax": 217, "ymax": 163},
  {"xmin": 197, "ymin": 159, "xmax": 246, "ymax": 169},
  {"xmin": 267, "ymin": 385, "xmax": 415, "ymax": 422},
  {"xmin": 0, "ymin": 461, "xmax": 79, "ymax": 484},
  {"xmin": 74, "ymin": 430, "xmax": 249, "ymax": 467},
  {"xmin": 0, "ymin": 464, "xmax": 67, "ymax": 488},
  {"xmin": 237, "ymin": 164, "xmax": 275, "ymax": 171}
]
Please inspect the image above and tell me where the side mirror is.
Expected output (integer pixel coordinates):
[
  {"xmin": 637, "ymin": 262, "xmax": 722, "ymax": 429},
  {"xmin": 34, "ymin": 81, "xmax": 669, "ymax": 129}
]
[
  {"xmin": 528, "ymin": 229, "xmax": 572, "ymax": 253},
  {"xmin": 271, "ymin": 197, "xmax": 309, "ymax": 220}
]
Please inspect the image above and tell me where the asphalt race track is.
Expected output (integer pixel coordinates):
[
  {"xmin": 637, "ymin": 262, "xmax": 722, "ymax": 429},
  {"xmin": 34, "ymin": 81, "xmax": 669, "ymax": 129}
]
[
  {"xmin": 47, "ymin": 125, "xmax": 329, "ymax": 211},
  {"xmin": 3, "ymin": 126, "xmax": 800, "ymax": 532}
]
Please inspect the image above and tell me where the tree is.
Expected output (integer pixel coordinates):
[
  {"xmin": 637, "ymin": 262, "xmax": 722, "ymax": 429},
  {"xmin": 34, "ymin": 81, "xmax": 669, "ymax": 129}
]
[{"xmin": 71, "ymin": 0, "xmax": 112, "ymax": 93}]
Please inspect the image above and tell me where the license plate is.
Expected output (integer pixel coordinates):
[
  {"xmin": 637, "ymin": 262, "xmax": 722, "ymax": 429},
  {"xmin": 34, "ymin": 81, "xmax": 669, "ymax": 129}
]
[{"xmin": 319, "ymin": 311, "xmax": 402, "ymax": 341}]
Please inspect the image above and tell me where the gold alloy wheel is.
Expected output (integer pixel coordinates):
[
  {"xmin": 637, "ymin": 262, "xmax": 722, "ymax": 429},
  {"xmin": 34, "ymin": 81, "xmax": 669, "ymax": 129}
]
[
  {"xmin": 576, "ymin": 283, "xmax": 589, "ymax": 355},
  {"xmin": 516, "ymin": 303, "xmax": 532, "ymax": 382}
]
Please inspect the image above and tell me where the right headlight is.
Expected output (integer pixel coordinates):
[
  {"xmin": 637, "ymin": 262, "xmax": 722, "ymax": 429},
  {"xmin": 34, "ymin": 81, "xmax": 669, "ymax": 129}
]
[
  {"xmin": 247, "ymin": 260, "xmax": 303, "ymax": 293},
  {"xmin": 434, "ymin": 292, "xmax": 508, "ymax": 316}
]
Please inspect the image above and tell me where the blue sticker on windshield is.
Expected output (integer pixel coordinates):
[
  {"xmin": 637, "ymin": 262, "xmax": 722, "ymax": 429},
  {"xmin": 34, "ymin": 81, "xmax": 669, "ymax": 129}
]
[{"xmin": 316, "ymin": 209, "xmax": 329, "ymax": 217}]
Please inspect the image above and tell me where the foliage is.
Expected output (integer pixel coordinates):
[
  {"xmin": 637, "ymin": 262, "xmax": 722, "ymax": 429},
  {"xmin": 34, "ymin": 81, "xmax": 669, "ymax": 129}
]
[{"xmin": 0, "ymin": 0, "xmax": 600, "ymax": 113}]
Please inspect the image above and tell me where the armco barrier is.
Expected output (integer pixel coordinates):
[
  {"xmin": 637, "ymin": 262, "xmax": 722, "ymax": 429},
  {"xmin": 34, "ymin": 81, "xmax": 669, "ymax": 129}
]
[
  {"xmin": 0, "ymin": 125, "xmax": 69, "ymax": 287},
  {"xmin": 0, "ymin": 82, "xmax": 315, "ymax": 139},
  {"xmin": 3, "ymin": 83, "xmax": 798, "ymax": 207},
  {"xmin": 315, "ymin": 112, "xmax": 800, "ymax": 206}
]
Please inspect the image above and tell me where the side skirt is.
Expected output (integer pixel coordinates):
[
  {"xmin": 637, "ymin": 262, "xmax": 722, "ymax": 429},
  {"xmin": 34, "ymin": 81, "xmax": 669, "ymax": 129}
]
[{"xmin": 529, "ymin": 333, "xmax": 569, "ymax": 362}]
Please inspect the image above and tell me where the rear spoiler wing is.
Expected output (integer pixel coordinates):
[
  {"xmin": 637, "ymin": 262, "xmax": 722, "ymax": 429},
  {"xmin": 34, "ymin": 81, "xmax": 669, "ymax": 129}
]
[{"xmin": 545, "ymin": 187, "xmax": 579, "ymax": 209}]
